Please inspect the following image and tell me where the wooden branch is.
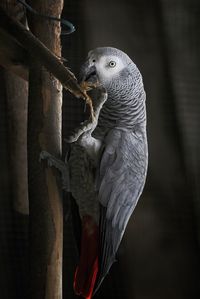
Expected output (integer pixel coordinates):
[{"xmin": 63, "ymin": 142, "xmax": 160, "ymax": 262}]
[
  {"xmin": 0, "ymin": 5, "xmax": 86, "ymax": 99},
  {"xmin": 27, "ymin": 0, "xmax": 63, "ymax": 298},
  {"xmin": 0, "ymin": 5, "xmax": 94, "ymax": 117}
]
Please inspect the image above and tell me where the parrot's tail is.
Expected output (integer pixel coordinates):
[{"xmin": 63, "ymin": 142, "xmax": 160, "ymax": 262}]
[{"xmin": 73, "ymin": 215, "xmax": 99, "ymax": 299}]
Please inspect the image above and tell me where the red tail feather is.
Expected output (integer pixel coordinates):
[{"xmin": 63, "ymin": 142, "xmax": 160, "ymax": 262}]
[{"xmin": 73, "ymin": 215, "xmax": 99, "ymax": 299}]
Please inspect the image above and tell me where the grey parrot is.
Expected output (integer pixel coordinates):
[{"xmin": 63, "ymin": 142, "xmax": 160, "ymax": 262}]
[{"xmin": 41, "ymin": 47, "xmax": 148, "ymax": 299}]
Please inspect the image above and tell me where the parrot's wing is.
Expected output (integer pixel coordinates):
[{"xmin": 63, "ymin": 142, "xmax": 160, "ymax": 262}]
[{"xmin": 95, "ymin": 128, "xmax": 147, "ymax": 292}]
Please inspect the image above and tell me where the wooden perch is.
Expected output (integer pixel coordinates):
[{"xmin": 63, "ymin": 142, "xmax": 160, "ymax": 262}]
[
  {"xmin": 0, "ymin": 5, "xmax": 94, "ymax": 117},
  {"xmin": 27, "ymin": 0, "xmax": 63, "ymax": 298}
]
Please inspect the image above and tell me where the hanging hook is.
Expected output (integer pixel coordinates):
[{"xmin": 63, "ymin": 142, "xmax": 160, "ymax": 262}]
[{"xmin": 17, "ymin": 0, "xmax": 75, "ymax": 35}]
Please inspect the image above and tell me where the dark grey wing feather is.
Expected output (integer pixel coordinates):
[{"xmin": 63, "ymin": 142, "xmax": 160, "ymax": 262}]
[{"xmin": 95, "ymin": 128, "xmax": 148, "ymax": 292}]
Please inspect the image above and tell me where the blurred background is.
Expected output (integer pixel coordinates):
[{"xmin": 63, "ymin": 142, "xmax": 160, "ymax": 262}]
[{"xmin": 0, "ymin": 0, "xmax": 200, "ymax": 298}]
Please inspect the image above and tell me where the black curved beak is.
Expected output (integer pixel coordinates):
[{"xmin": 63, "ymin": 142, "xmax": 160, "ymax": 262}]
[{"xmin": 79, "ymin": 63, "xmax": 98, "ymax": 84}]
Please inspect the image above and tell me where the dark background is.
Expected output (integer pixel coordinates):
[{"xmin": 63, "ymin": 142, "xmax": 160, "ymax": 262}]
[{"xmin": 0, "ymin": 0, "xmax": 200, "ymax": 298}]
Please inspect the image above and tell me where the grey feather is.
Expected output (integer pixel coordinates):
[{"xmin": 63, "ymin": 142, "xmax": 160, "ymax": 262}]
[
  {"xmin": 85, "ymin": 47, "xmax": 148, "ymax": 291},
  {"xmin": 94, "ymin": 126, "xmax": 147, "ymax": 291}
]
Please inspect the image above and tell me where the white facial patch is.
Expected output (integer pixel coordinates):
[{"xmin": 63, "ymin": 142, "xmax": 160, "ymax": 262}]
[{"xmin": 91, "ymin": 55, "xmax": 125, "ymax": 80}]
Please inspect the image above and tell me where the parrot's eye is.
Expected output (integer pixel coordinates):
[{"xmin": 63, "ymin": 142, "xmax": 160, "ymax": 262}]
[{"xmin": 108, "ymin": 61, "xmax": 116, "ymax": 68}]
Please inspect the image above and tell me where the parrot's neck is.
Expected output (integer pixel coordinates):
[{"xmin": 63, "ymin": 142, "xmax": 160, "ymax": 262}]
[{"xmin": 93, "ymin": 93, "xmax": 146, "ymax": 139}]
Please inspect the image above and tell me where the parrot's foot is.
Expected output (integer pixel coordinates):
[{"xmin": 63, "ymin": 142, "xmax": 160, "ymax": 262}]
[
  {"xmin": 65, "ymin": 118, "xmax": 97, "ymax": 143},
  {"xmin": 39, "ymin": 150, "xmax": 70, "ymax": 192},
  {"xmin": 65, "ymin": 86, "xmax": 107, "ymax": 144},
  {"xmin": 80, "ymin": 81, "xmax": 100, "ymax": 92}
]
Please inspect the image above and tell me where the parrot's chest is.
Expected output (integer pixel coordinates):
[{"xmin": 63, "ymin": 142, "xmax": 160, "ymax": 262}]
[
  {"xmin": 68, "ymin": 142, "xmax": 101, "ymax": 222},
  {"xmin": 69, "ymin": 144, "xmax": 96, "ymax": 195}
]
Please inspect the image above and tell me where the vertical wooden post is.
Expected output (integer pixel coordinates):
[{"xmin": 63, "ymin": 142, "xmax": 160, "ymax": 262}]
[
  {"xmin": 27, "ymin": 0, "xmax": 63, "ymax": 298},
  {"xmin": 1, "ymin": 0, "xmax": 29, "ymax": 215},
  {"xmin": 5, "ymin": 71, "xmax": 29, "ymax": 214}
]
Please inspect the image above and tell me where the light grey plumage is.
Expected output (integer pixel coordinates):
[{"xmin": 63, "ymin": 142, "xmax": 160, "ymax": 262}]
[{"xmin": 40, "ymin": 47, "xmax": 148, "ymax": 298}]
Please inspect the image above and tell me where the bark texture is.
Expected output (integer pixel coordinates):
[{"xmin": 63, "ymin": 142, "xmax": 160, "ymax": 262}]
[{"xmin": 27, "ymin": 0, "xmax": 63, "ymax": 298}]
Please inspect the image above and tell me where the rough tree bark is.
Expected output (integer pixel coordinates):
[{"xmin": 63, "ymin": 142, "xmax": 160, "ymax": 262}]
[{"xmin": 27, "ymin": 0, "xmax": 63, "ymax": 298}]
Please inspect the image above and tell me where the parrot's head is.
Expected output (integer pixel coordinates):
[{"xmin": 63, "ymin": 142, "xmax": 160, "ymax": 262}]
[{"xmin": 80, "ymin": 47, "xmax": 144, "ymax": 99}]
